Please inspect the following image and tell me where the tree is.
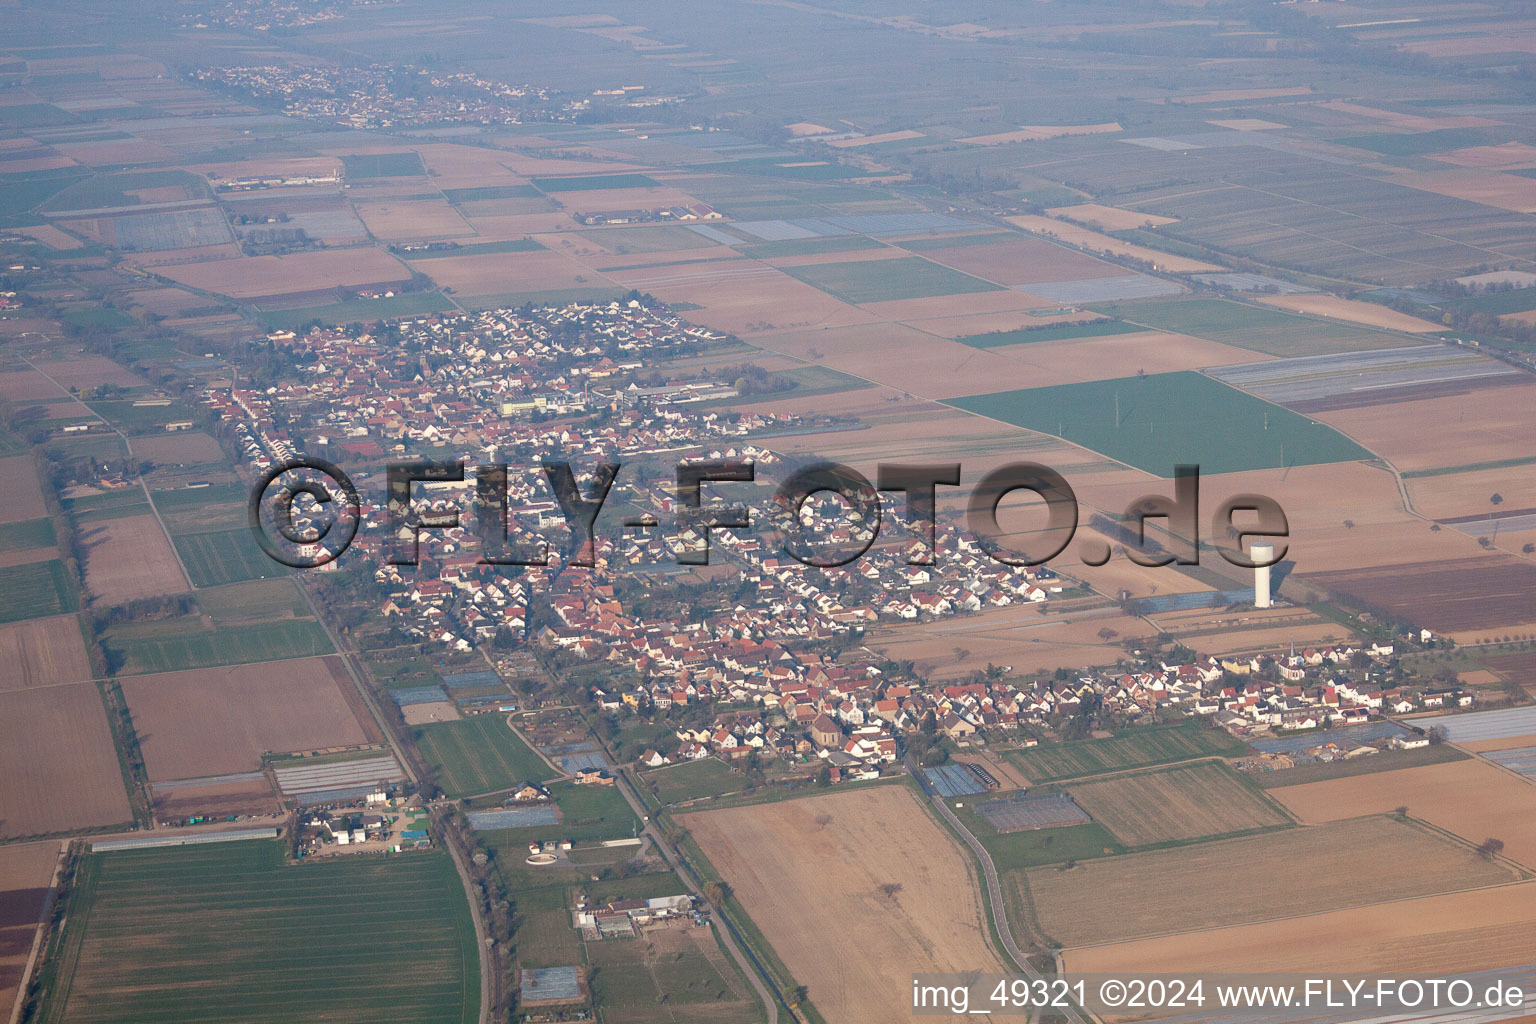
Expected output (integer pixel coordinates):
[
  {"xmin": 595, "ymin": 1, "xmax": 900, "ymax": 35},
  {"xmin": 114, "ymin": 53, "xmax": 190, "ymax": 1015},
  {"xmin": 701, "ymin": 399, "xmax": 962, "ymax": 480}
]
[
  {"xmin": 703, "ymin": 881, "xmax": 730, "ymax": 908},
  {"xmin": 1393, "ymin": 805, "xmax": 1409, "ymax": 818},
  {"xmin": 1427, "ymin": 725, "xmax": 1448, "ymax": 745},
  {"xmin": 814, "ymin": 812, "xmax": 832, "ymax": 829},
  {"xmin": 1477, "ymin": 838, "xmax": 1506, "ymax": 860},
  {"xmin": 1492, "ymin": 493, "xmax": 1505, "ymax": 506},
  {"xmin": 878, "ymin": 882, "xmax": 903, "ymax": 900},
  {"xmin": 954, "ymin": 647, "xmax": 970, "ymax": 664},
  {"xmin": 815, "ymin": 764, "xmax": 831, "ymax": 787}
]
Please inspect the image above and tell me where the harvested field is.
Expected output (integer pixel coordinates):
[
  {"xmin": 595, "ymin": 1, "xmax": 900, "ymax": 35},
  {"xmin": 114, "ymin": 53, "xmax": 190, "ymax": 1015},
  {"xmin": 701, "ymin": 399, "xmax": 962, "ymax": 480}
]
[
  {"xmin": 0, "ymin": 842, "xmax": 61, "ymax": 1024},
  {"xmin": 1315, "ymin": 379, "xmax": 1536, "ymax": 473},
  {"xmin": 0, "ymin": 614, "xmax": 91, "ymax": 690},
  {"xmin": 121, "ymin": 657, "xmax": 375, "ymax": 782},
  {"xmin": 414, "ymin": 249, "xmax": 612, "ymax": 298},
  {"xmin": 352, "ymin": 198, "xmax": 474, "ymax": 240},
  {"xmin": 1392, "ymin": 169, "xmax": 1536, "ymax": 214},
  {"xmin": 1010, "ymin": 722, "xmax": 1244, "ymax": 783},
  {"xmin": 1028, "ymin": 816, "xmax": 1512, "ymax": 948},
  {"xmin": 1066, "ymin": 880, "xmax": 1536, "ymax": 977},
  {"xmin": 0, "ymin": 369, "xmax": 65, "ymax": 402},
  {"xmin": 0, "ymin": 682, "xmax": 131, "ymax": 837},
  {"xmin": 402, "ymin": 700, "xmax": 462, "ymax": 725},
  {"xmin": 129, "ymin": 431, "xmax": 224, "ymax": 465},
  {"xmin": 1306, "ymin": 556, "xmax": 1536, "ymax": 634},
  {"xmin": 825, "ymin": 130, "xmax": 925, "ymax": 147},
  {"xmin": 983, "ymin": 330, "xmax": 1265, "ymax": 385},
  {"xmin": 1271, "ymin": 757, "xmax": 1536, "ymax": 869},
  {"xmin": 912, "ymin": 235, "xmax": 1126, "ymax": 285},
  {"xmin": 682, "ymin": 786, "xmax": 1005, "ymax": 1024},
  {"xmin": 866, "ymin": 605, "xmax": 1155, "ymax": 681},
  {"xmin": 79, "ymin": 514, "xmax": 187, "ymax": 604},
  {"xmin": 150, "ymin": 778, "xmax": 280, "ymax": 820},
  {"xmin": 613, "ymin": 263, "xmax": 873, "ymax": 335},
  {"xmin": 157, "ymin": 249, "xmax": 412, "ymax": 300},
  {"xmin": 956, "ymin": 122, "xmax": 1121, "ymax": 145},
  {"xmin": 1066, "ymin": 762, "xmax": 1292, "ymax": 846},
  {"xmin": 46, "ymin": 842, "xmax": 478, "ymax": 1024},
  {"xmin": 1047, "ymin": 204, "xmax": 1177, "ymax": 231},
  {"xmin": 779, "ymin": 256, "xmax": 1003, "ymax": 304},
  {"xmin": 0, "ymin": 455, "xmax": 48, "ymax": 524},
  {"xmin": 1071, "ymin": 460, "xmax": 1484, "ymax": 584},
  {"xmin": 1004, "ymin": 215, "xmax": 1224, "ymax": 272},
  {"xmin": 1251, "ymin": 293, "xmax": 1444, "ymax": 332},
  {"xmin": 30, "ymin": 357, "xmax": 146, "ymax": 391}
]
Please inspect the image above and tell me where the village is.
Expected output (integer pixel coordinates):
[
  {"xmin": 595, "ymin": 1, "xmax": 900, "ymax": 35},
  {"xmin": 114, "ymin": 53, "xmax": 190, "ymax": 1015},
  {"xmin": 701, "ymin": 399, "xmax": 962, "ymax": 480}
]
[{"xmin": 193, "ymin": 296, "xmax": 1484, "ymax": 792}]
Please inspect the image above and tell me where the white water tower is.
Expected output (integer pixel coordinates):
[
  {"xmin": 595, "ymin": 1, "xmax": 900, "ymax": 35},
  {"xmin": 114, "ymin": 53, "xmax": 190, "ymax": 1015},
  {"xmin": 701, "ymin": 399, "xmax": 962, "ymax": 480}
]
[{"xmin": 1252, "ymin": 542, "xmax": 1275, "ymax": 609}]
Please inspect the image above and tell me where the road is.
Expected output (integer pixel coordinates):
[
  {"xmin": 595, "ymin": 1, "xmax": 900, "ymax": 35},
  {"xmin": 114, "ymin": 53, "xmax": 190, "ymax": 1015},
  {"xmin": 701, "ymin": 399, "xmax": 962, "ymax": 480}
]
[
  {"xmin": 23, "ymin": 353, "xmax": 198, "ymax": 594},
  {"xmin": 298, "ymin": 581, "xmax": 492, "ymax": 1024},
  {"xmin": 908, "ymin": 755, "xmax": 1093, "ymax": 1024},
  {"xmin": 604, "ymin": 758, "xmax": 782, "ymax": 1024}
]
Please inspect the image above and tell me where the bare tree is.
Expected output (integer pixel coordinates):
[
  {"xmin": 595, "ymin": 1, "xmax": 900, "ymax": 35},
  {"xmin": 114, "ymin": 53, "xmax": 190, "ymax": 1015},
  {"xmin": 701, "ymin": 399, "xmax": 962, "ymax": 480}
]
[
  {"xmin": 1477, "ymin": 838, "xmax": 1506, "ymax": 860},
  {"xmin": 878, "ymin": 882, "xmax": 904, "ymax": 900},
  {"xmin": 814, "ymin": 813, "xmax": 832, "ymax": 830}
]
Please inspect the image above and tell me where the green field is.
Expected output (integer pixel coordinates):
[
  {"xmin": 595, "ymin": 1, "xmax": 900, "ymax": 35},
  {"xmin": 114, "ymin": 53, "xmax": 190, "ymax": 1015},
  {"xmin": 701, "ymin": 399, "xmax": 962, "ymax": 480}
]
[
  {"xmin": 398, "ymin": 238, "xmax": 542, "ymax": 259},
  {"xmin": 780, "ymin": 256, "xmax": 1003, "ymax": 304},
  {"xmin": 414, "ymin": 715, "xmax": 551, "ymax": 797},
  {"xmin": 1095, "ymin": 297, "xmax": 1411, "ymax": 357},
  {"xmin": 1446, "ymin": 288, "xmax": 1536, "ymax": 316},
  {"xmin": 976, "ymin": 821, "xmax": 1123, "ymax": 872},
  {"xmin": 84, "ymin": 400, "xmax": 198, "ymax": 433},
  {"xmin": 955, "ymin": 320, "xmax": 1149, "ymax": 348},
  {"xmin": 342, "ymin": 151, "xmax": 425, "ymax": 178},
  {"xmin": 257, "ymin": 291, "xmax": 457, "ymax": 331},
  {"xmin": 0, "ymin": 558, "xmax": 77, "ymax": 623},
  {"xmin": 944, "ymin": 371, "xmax": 1373, "ymax": 476},
  {"xmin": 0, "ymin": 516, "xmax": 56, "ymax": 551},
  {"xmin": 39, "ymin": 842, "xmax": 477, "ymax": 1024},
  {"xmin": 106, "ymin": 617, "xmax": 332, "ymax": 673},
  {"xmin": 1007, "ymin": 722, "xmax": 1246, "ymax": 782},
  {"xmin": 478, "ymin": 780, "xmax": 641, "ymax": 846},
  {"xmin": 195, "ymin": 578, "xmax": 307, "ymax": 623},
  {"xmin": 151, "ymin": 482, "xmax": 246, "ymax": 508},
  {"xmin": 647, "ymin": 758, "xmax": 742, "ymax": 804},
  {"xmin": 441, "ymin": 185, "xmax": 542, "ymax": 202},
  {"xmin": 533, "ymin": 172, "xmax": 659, "ymax": 192},
  {"xmin": 172, "ymin": 527, "xmax": 285, "ymax": 587}
]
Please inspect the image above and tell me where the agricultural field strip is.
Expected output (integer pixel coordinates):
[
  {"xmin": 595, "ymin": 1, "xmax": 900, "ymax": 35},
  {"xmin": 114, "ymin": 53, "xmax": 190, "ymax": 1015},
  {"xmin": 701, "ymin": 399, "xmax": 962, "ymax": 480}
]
[
  {"xmin": 1413, "ymin": 705, "xmax": 1536, "ymax": 743},
  {"xmin": 1207, "ymin": 344, "xmax": 1519, "ymax": 405},
  {"xmin": 47, "ymin": 845, "xmax": 475, "ymax": 1024},
  {"xmin": 151, "ymin": 770, "xmax": 268, "ymax": 792},
  {"xmin": 1065, "ymin": 762, "xmax": 1294, "ymax": 847}
]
